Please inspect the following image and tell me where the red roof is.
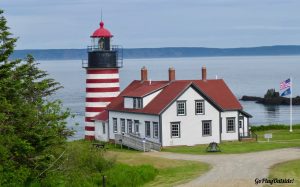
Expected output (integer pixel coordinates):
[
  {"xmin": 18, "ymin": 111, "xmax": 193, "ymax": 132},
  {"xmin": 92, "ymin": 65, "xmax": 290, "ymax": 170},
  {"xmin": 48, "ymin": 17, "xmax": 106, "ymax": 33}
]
[
  {"xmin": 124, "ymin": 81, "xmax": 169, "ymax": 97},
  {"xmin": 193, "ymin": 80, "xmax": 242, "ymax": 111},
  {"xmin": 91, "ymin": 21, "xmax": 113, "ymax": 38},
  {"xmin": 107, "ymin": 79, "xmax": 243, "ymax": 115},
  {"xmin": 93, "ymin": 110, "xmax": 108, "ymax": 121}
]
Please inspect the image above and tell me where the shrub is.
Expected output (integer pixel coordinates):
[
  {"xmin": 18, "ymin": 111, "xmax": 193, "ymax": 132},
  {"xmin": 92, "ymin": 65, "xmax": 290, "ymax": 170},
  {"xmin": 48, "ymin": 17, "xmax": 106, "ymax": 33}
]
[{"xmin": 251, "ymin": 124, "xmax": 300, "ymax": 131}]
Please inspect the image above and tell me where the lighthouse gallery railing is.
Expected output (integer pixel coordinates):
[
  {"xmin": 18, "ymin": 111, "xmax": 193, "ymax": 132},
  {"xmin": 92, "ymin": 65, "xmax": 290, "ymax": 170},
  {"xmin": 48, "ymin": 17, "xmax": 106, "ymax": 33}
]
[{"xmin": 82, "ymin": 45, "xmax": 123, "ymax": 68}]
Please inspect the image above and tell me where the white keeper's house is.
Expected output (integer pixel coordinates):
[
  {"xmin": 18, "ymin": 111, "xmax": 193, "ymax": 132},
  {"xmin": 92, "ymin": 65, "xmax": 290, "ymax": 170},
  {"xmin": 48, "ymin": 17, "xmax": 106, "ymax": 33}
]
[{"xmin": 92, "ymin": 66, "xmax": 252, "ymax": 147}]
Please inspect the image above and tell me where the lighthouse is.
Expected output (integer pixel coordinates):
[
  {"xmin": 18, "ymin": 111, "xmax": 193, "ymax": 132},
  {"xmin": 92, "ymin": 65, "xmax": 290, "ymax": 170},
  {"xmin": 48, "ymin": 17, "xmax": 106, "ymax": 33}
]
[{"xmin": 83, "ymin": 21, "xmax": 123, "ymax": 140}]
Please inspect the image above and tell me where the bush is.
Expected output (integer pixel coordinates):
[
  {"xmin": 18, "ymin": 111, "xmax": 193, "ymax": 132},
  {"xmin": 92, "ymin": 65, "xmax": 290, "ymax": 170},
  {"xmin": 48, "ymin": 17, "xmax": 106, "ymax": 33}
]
[
  {"xmin": 37, "ymin": 140, "xmax": 115, "ymax": 187},
  {"xmin": 27, "ymin": 141, "xmax": 157, "ymax": 187},
  {"xmin": 251, "ymin": 124, "xmax": 300, "ymax": 131}
]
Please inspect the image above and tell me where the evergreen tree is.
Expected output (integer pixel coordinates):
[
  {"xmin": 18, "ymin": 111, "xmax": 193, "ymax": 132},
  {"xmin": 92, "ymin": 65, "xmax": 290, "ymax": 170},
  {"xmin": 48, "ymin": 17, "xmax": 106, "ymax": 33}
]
[{"xmin": 0, "ymin": 9, "xmax": 74, "ymax": 185}]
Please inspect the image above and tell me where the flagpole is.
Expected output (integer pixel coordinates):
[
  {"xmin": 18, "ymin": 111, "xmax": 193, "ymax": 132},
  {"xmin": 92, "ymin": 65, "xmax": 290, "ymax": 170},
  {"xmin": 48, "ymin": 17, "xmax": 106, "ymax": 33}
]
[{"xmin": 290, "ymin": 77, "xmax": 293, "ymax": 132}]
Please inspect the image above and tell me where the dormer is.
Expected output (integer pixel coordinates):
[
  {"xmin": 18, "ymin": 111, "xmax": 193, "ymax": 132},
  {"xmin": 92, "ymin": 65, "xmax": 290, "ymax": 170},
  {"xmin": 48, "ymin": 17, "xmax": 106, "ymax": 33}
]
[
  {"xmin": 124, "ymin": 97, "xmax": 143, "ymax": 109},
  {"xmin": 123, "ymin": 67, "xmax": 167, "ymax": 109},
  {"xmin": 124, "ymin": 87, "xmax": 163, "ymax": 109}
]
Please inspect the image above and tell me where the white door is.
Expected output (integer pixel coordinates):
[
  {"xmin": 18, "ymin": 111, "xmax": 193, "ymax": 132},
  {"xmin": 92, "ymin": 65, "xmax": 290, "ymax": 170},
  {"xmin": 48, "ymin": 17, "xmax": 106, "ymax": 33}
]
[
  {"xmin": 95, "ymin": 121, "xmax": 109, "ymax": 141},
  {"xmin": 239, "ymin": 120, "xmax": 244, "ymax": 136}
]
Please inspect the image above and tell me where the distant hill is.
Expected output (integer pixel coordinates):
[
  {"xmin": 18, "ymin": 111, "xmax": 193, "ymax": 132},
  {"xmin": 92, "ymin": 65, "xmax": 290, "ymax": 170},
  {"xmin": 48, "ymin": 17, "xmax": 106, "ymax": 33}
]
[{"xmin": 11, "ymin": 45, "xmax": 300, "ymax": 60}]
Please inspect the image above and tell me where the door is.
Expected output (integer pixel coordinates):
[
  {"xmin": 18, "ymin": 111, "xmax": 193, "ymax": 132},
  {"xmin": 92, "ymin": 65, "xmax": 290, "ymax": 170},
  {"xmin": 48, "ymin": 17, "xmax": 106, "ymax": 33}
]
[{"xmin": 239, "ymin": 120, "xmax": 244, "ymax": 136}]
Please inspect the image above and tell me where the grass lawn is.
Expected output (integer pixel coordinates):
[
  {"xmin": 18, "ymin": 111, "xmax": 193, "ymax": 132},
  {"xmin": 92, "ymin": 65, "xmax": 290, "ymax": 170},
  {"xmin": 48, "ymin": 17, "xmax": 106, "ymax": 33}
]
[
  {"xmin": 106, "ymin": 148, "xmax": 210, "ymax": 187},
  {"xmin": 267, "ymin": 159, "xmax": 300, "ymax": 186},
  {"xmin": 256, "ymin": 129, "xmax": 300, "ymax": 141},
  {"xmin": 33, "ymin": 141, "xmax": 210, "ymax": 187},
  {"xmin": 163, "ymin": 129, "xmax": 300, "ymax": 155}
]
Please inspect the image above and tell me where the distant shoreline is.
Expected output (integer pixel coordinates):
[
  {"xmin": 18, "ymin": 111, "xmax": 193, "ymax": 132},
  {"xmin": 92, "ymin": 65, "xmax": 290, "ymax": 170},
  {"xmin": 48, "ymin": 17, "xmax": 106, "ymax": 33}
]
[{"xmin": 11, "ymin": 45, "xmax": 300, "ymax": 61}]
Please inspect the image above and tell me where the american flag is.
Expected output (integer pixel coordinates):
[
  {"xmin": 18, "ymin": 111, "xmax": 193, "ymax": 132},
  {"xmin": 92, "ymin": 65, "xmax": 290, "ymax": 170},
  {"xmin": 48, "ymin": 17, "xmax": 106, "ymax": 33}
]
[{"xmin": 280, "ymin": 78, "xmax": 291, "ymax": 90}]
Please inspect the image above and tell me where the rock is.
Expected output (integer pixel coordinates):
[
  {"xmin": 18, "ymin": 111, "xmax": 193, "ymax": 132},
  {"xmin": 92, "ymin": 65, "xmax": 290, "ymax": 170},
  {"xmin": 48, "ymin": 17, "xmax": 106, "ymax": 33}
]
[
  {"xmin": 241, "ymin": 89, "xmax": 300, "ymax": 105},
  {"xmin": 240, "ymin": 96, "xmax": 262, "ymax": 101}
]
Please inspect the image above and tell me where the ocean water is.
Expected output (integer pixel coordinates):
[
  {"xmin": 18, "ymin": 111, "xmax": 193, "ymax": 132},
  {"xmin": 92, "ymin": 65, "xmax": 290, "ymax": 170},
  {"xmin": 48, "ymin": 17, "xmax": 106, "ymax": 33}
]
[{"xmin": 38, "ymin": 56, "xmax": 300, "ymax": 140}]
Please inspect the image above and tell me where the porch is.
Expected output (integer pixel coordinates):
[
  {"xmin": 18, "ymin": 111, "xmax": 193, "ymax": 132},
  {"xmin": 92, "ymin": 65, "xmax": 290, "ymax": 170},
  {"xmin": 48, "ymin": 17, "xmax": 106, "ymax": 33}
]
[{"xmin": 239, "ymin": 130, "xmax": 258, "ymax": 142}]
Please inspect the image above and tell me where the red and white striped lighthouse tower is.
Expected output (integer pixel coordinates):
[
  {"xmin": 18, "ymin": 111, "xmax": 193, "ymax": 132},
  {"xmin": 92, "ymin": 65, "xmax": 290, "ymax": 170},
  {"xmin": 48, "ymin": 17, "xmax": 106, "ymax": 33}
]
[{"xmin": 83, "ymin": 21, "xmax": 123, "ymax": 140}]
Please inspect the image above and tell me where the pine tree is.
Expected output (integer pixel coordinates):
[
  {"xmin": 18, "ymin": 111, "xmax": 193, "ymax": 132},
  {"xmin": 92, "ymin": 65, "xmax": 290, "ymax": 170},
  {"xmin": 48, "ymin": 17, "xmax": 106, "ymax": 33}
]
[{"xmin": 0, "ymin": 9, "xmax": 74, "ymax": 185}]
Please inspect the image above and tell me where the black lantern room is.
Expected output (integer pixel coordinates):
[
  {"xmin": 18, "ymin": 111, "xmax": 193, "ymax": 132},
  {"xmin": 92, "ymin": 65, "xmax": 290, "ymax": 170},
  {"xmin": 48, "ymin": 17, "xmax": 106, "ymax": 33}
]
[{"xmin": 85, "ymin": 21, "xmax": 123, "ymax": 68}]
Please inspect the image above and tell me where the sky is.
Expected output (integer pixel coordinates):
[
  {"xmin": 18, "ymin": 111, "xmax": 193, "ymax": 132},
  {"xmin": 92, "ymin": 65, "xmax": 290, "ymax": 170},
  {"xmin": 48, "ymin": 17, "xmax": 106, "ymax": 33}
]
[{"xmin": 1, "ymin": 0, "xmax": 300, "ymax": 49}]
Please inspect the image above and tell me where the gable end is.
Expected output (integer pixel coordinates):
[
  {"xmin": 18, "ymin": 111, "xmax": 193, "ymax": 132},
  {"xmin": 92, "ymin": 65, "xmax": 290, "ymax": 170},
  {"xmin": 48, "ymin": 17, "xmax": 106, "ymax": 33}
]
[{"xmin": 159, "ymin": 83, "xmax": 223, "ymax": 115}]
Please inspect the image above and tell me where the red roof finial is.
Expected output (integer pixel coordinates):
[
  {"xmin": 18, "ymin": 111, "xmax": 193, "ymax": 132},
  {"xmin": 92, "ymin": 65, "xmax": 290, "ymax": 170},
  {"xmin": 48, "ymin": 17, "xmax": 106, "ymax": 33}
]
[{"xmin": 100, "ymin": 21, "xmax": 104, "ymax": 28}]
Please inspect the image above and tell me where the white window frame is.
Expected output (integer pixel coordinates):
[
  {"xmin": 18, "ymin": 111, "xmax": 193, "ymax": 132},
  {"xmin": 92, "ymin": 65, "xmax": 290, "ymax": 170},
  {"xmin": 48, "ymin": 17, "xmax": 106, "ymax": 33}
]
[
  {"xmin": 145, "ymin": 121, "xmax": 151, "ymax": 137},
  {"xmin": 138, "ymin": 98, "xmax": 142, "ymax": 108},
  {"xmin": 202, "ymin": 120, "xmax": 212, "ymax": 136},
  {"xmin": 113, "ymin": 118, "xmax": 118, "ymax": 133},
  {"xmin": 133, "ymin": 98, "xmax": 137, "ymax": 108},
  {"xmin": 127, "ymin": 119, "xmax": 133, "ymax": 133},
  {"xmin": 133, "ymin": 98, "xmax": 142, "ymax": 109},
  {"xmin": 226, "ymin": 117, "xmax": 236, "ymax": 133},
  {"xmin": 134, "ymin": 120, "xmax": 140, "ymax": 133},
  {"xmin": 195, "ymin": 100, "xmax": 205, "ymax": 115},
  {"xmin": 153, "ymin": 122, "xmax": 159, "ymax": 139},
  {"xmin": 171, "ymin": 122, "xmax": 180, "ymax": 138},
  {"xmin": 120, "ymin": 118, "xmax": 126, "ymax": 133},
  {"xmin": 177, "ymin": 101, "xmax": 186, "ymax": 116}
]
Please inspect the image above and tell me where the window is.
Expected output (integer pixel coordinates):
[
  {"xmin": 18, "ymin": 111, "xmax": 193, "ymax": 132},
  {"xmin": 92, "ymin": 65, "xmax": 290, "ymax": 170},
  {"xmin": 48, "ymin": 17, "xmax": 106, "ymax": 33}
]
[
  {"xmin": 171, "ymin": 122, "xmax": 180, "ymax": 138},
  {"xmin": 127, "ymin": 119, "xmax": 133, "ymax": 133},
  {"xmin": 177, "ymin": 101, "xmax": 186, "ymax": 116},
  {"xmin": 195, "ymin": 100, "xmax": 205, "ymax": 115},
  {"xmin": 121, "ymin": 118, "xmax": 125, "ymax": 133},
  {"xmin": 134, "ymin": 120, "xmax": 139, "ymax": 133},
  {"xmin": 227, "ymin": 118, "xmax": 236, "ymax": 132},
  {"xmin": 133, "ymin": 98, "xmax": 142, "ymax": 109},
  {"xmin": 153, "ymin": 122, "xmax": 159, "ymax": 139},
  {"xmin": 113, "ymin": 118, "xmax": 118, "ymax": 133},
  {"xmin": 138, "ymin": 98, "xmax": 142, "ymax": 108},
  {"xmin": 145, "ymin": 121, "xmax": 151, "ymax": 137},
  {"xmin": 102, "ymin": 122, "xmax": 106, "ymax": 134},
  {"xmin": 238, "ymin": 120, "xmax": 242, "ymax": 128},
  {"xmin": 202, "ymin": 121, "xmax": 212, "ymax": 136},
  {"xmin": 133, "ymin": 98, "xmax": 136, "ymax": 108}
]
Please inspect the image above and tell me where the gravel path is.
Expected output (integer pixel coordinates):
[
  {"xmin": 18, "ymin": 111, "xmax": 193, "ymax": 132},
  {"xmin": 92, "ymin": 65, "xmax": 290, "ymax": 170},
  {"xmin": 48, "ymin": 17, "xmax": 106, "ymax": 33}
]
[{"xmin": 146, "ymin": 148, "xmax": 300, "ymax": 187}]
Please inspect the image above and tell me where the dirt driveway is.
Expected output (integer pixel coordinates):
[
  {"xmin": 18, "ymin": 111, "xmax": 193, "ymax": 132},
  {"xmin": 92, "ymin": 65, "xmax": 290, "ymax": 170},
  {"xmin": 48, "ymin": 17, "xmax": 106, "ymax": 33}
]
[{"xmin": 146, "ymin": 148, "xmax": 300, "ymax": 187}]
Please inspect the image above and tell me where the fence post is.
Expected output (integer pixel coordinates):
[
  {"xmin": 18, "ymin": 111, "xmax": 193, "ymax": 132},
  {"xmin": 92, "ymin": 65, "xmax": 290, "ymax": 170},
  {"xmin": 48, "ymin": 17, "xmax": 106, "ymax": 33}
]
[
  {"xmin": 143, "ymin": 138, "xmax": 146, "ymax": 152},
  {"xmin": 102, "ymin": 175, "xmax": 106, "ymax": 187}
]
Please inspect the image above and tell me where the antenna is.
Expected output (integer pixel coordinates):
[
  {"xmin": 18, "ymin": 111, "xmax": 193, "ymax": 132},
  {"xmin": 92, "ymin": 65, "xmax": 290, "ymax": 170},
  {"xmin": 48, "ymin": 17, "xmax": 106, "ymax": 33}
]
[{"xmin": 101, "ymin": 9, "xmax": 103, "ymax": 21}]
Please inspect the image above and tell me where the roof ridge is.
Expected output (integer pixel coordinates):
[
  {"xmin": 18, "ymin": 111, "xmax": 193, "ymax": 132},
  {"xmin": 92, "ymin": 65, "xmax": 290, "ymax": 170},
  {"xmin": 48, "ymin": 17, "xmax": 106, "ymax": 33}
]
[{"xmin": 107, "ymin": 78, "xmax": 243, "ymax": 114}]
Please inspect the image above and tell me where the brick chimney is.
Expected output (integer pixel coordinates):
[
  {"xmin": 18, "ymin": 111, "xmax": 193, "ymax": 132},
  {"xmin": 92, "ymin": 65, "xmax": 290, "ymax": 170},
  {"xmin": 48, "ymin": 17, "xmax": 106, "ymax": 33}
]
[
  {"xmin": 202, "ymin": 66, "xmax": 207, "ymax": 81},
  {"xmin": 141, "ymin": 66, "xmax": 148, "ymax": 81},
  {"xmin": 169, "ymin": 67, "xmax": 175, "ymax": 81}
]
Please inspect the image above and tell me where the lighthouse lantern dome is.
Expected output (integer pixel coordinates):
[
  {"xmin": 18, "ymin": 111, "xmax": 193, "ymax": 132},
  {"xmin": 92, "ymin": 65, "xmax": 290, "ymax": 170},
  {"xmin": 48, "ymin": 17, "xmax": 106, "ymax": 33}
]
[{"xmin": 91, "ymin": 21, "xmax": 113, "ymax": 38}]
